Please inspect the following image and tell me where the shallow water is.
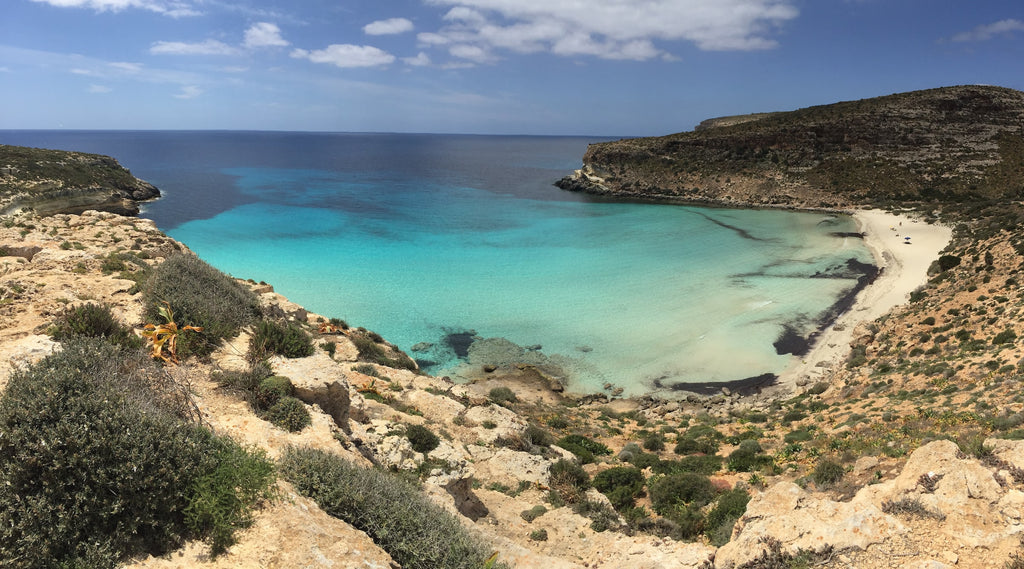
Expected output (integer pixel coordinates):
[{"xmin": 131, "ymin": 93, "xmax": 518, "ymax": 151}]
[{"xmin": 0, "ymin": 131, "xmax": 872, "ymax": 395}]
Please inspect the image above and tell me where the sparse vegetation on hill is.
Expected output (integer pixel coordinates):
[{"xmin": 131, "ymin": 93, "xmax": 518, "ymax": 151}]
[{"xmin": 558, "ymin": 85, "xmax": 1024, "ymax": 209}]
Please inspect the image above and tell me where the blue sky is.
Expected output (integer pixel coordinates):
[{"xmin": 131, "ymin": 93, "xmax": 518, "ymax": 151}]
[{"xmin": 1, "ymin": 0, "xmax": 1022, "ymax": 136}]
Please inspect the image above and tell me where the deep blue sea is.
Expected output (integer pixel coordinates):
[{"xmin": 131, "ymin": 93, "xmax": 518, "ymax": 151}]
[{"xmin": 1, "ymin": 131, "xmax": 872, "ymax": 396}]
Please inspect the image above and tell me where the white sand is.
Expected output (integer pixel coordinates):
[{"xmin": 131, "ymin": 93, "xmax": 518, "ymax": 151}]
[{"xmin": 778, "ymin": 209, "xmax": 952, "ymax": 390}]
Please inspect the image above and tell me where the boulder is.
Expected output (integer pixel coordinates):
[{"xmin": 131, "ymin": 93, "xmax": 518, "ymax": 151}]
[{"xmin": 273, "ymin": 352, "xmax": 351, "ymax": 432}]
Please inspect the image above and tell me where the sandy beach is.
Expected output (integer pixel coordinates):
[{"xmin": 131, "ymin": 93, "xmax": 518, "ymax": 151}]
[{"xmin": 778, "ymin": 209, "xmax": 953, "ymax": 389}]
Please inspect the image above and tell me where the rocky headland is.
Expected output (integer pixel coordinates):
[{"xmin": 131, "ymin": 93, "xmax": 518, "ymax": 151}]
[
  {"xmin": 6, "ymin": 85, "xmax": 1024, "ymax": 568},
  {"xmin": 0, "ymin": 144, "xmax": 159, "ymax": 216}
]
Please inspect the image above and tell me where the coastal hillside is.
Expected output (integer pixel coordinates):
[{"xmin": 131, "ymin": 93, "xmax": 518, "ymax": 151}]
[
  {"xmin": 0, "ymin": 145, "xmax": 159, "ymax": 216},
  {"xmin": 8, "ymin": 105, "xmax": 1024, "ymax": 568},
  {"xmin": 557, "ymin": 85, "xmax": 1024, "ymax": 209}
]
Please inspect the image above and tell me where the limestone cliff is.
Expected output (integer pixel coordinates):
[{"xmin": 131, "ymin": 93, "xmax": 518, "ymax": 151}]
[
  {"xmin": 557, "ymin": 85, "xmax": 1024, "ymax": 210},
  {"xmin": 0, "ymin": 145, "xmax": 159, "ymax": 216}
]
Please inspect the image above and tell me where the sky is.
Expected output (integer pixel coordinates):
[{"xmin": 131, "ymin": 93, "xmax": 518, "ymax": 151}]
[{"xmin": 1, "ymin": 0, "xmax": 1022, "ymax": 136}]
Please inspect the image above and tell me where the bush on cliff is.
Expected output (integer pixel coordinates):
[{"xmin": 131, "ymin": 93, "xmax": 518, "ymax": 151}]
[
  {"xmin": 248, "ymin": 319, "xmax": 315, "ymax": 360},
  {"xmin": 0, "ymin": 338, "xmax": 275, "ymax": 567},
  {"xmin": 280, "ymin": 446, "xmax": 505, "ymax": 569},
  {"xmin": 556, "ymin": 434, "xmax": 612, "ymax": 464},
  {"xmin": 143, "ymin": 253, "xmax": 261, "ymax": 357},
  {"xmin": 592, "ymin": 466, "xmax": 645, "ymax": 511},
  {"xmin": 48, "ymin": 301, "xmax": 143, "ymax": 349}
]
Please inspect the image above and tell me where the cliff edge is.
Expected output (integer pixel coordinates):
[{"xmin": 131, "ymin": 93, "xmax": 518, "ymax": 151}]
[{"xmin": 0, "ymin": 144, "xmax": 160, "ymax": 216}]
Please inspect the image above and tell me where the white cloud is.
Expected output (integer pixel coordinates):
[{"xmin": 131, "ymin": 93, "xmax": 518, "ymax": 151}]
[
  {"xmin": 108, "ymin": 61, "xmax": 142, "ymax": 73},
  {"xmin": 420, "ymin": 0, "xmax": 798, "ymax": 61},
  {"xmin": 449, "ymin": 44, "xmax": 493, "ymax": 63},
  {"xmin": 244, "ymin": 22, "xmax": 289, "ymax": 48},
  {"xmin": 402, "ymin": 52, "xmax": 432, "ymax": 66},
  {"xmin": 174, "ymin": 85, "xmax": 202, "ymax": 99},
  {"xmin": 88, "ymin": 84, "xmax": 112, "ymax": 93},
  {"xmin": 30, "ymin": 0, "xmax": 200, "ymax": 17},
  {"xmin": 291, "ymin": 45, "xmax": 396, "ymax": 68},
  {"xmin": 364, "ymin": 18, "xmax": 415, "ymax": 35},
  {"xmin": 952, "ymin": 19, "xmax": 1024, "ymax": 42},
  {"xmin": 150, "ymin": 39, "xmax": 240, "ymax": 56}
]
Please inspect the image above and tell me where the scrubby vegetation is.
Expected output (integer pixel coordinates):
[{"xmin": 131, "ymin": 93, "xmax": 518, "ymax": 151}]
[
  {"xmin": 143, "ymin": 253, "xmax": 261, "ymax": 356},
  {"xmin": 248, "ymin": 319, "xmax": 316, "ymax": 360},
  {"xmin": 0, "ymin": 338, "xmax": 275, "ymax": 567},
  {"xmin": 280, "ymin": 446, "xmax": 505, "ymax": 569},
  {"xmin": 48, "ymin": 301, "xmax": 142, "ymax": 349}
]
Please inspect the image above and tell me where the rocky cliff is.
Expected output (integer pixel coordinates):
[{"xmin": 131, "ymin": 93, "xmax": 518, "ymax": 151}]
[
  {"xmin": 557, "ymin": 85, "xmax": 1024, "ymax": 210},
  {"xmin": 0, "ymin": 145, "xmax": 159, "ymax": 216}
]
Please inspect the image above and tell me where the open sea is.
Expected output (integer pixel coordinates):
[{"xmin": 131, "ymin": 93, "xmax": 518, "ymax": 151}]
[{"xmin": 0, "ymin": 131, "xmax": 872, "ymax": 396}]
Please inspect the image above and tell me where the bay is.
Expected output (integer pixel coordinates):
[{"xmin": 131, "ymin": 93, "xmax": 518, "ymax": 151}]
[{"xmin": 0, "ymin": 131, "xmax": 872, "ymax": 395}]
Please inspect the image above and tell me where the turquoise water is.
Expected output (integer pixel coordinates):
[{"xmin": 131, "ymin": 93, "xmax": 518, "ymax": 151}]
[
  {"xmin": 168, "ymin": 166, "xmax": 869, "ymax": 396},
  {"xmin": 0, "ymin": 131, "xmax": 872, "ymax": 396}
]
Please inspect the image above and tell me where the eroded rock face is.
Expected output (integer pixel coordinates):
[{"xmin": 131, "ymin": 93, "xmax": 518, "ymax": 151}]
[
  {"xmin": 273, "ymin": 352, "xmax": 352, "ymax": 432},
  {"xmin": 717, "ymin": 439, "xmax": 1024, "ymax": 568}
]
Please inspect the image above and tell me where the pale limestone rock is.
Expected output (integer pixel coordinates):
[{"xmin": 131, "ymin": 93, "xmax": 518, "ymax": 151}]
[
  {"xmin": 987, "ymin": 437, "xmax": 1024, "ymax": 468},
  {"xmin": 123, "ymin": 482, "xmax": 395, "ymax": 569},
  {"xmin": 273, "ymin": 352, "xmax": 351, "ymax": 430},
  {"xmin": 715, "ymin": 482, "xmax": 905, "ymax": 568},
  {"xmin": 259, "ymin": 291, "xmax": 308, "ymax": 322},
  {"xmin": 0, "ymin": 334, "xmax": 59, "ymax": 391},
  {"xmin": 470, "ymin": 446, "xmax": 553, "ymax": 486},
  {"xmin": 395, "ymin": 387, "xmax": 466, "ymax": 425},
  {"xmin": 464, "ymin": 403, "xmax": 526, "ymax": 443}
]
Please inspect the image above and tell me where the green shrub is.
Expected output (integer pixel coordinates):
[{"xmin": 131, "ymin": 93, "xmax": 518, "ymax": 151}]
[
  {"xmin": 280, "ymin": 447, "xmax": 503, "ymax": 569},
  {"xmin": 264, "ymin": 396, "xmax": 311, "ymax": 432},
  {"xmin": 549, "ymin": 459, "xmax": 590, "ymax": 503},
  {"xmin": 994, "ymin": 329, "xmax": 1018, "ymax": 345},
  {"xmin": 48, "ymin": 302, "xmax": 142, "ymax": 348},
  {"xmin": 406, "ymin": 424, "xmax": 441, "ymax": 454},
  {"xmin": 521, "ymin": 505, "xmax": 548, "ymax": 522},
  {"xmin": 938, "ymin": 254, "xmax": 961, "ymax": 272},
  {"xmin": 572, "ymin": 498, "xmax": 621, "ymax": 532},
  {"xmin": 705, "ymin": 488, "xmax": 750, "ymax": 546},
  {"xmin": 254, "ymin": 375, "xmax": 294, "ymax": 410},
  {"xmin": 320, "ymin": 341, "xmax": 337, "ymax": 357},
  {"xmin": 352, "ymin": 335, "xmax": 418, "ymax": 371},
  {"xmin": 556, "ymin": 434, "xmax": 612, "ymax": 464},
  {"xmin": 592, "ymin": 467, "xmax": 645, "ymax": 511},
  {"xmin": 0, "ymin": 338, "xmax": 273, "ymax": 567},
  {"xmin": 213, "ymin": 362, "xmax": 274, "ymax": 395},
  {"xmin": 812, "ymin": 459, "xmax": 845, "ymax": 488},
  {"xmin": 249, "ymin": 319, "xmax": 315, "ymax": 360},
  {"xmin": 524, "ymin": 424, "xmax": 554, "ymax": 447},
  {"xmin": 784, "ymin": 429, "xmax": 814, "ymax": 443},
  {"xmin": 352, "ymin": 363, "xmax": 382, "ymax": 378},
  {"xmin": 673, "ymin": 436, "xmax": 720, "ymax": 455},
  {"xmin": 630, "ymin": 451, "xmax": 662, "ymax": 470},
  {"xmin": 529, "ymin": 528, "xmax": 548, "ymax": 541},
  {"xmin": 727, "ymin": 446, "xmax": 773, "ymax": 473},
  {"xmin": 143, "ymin": 253, "xmax": 261, "ymax": 356},
  {"xmin": 653, "ymin": 454, "xmax": 723, "ymax": 476},
  {"xmin": 185, "ymin": 439, "xmax": 277, "ymax": 555},
  {"xmin": 649, "ymin": 473, "xmax": 716, "ymax": 516},
  {"xmin": 643, "ymin": 433, "xmax": 666, "ymax": 452},
  {"xmin": 488, "ymin": 386, "xmax": 518, "ymax": 406}
]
